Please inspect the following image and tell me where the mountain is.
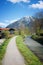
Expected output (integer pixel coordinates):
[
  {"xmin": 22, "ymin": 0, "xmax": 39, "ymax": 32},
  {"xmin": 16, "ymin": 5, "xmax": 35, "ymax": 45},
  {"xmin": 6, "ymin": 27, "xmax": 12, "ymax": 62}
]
[
  {"xmin": 6, "ymin": 16, "xmax": 34, "ymax": 29},
  {"xmin": 6, "ymin": 16, "xmax": 43, "ymax": 34}
]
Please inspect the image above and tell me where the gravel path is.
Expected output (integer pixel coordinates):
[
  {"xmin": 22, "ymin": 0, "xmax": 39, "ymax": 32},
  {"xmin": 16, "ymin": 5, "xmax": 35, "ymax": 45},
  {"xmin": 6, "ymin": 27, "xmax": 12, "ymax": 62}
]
[{"xmin": 2, "ymin": 36, "xmax": 25, "ymax": 65}]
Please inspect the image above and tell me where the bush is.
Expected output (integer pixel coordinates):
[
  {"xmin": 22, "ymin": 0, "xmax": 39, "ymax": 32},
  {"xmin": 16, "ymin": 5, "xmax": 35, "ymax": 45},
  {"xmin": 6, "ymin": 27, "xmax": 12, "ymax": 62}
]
[
  {"xmin": 2, "ymin": 31, "xmax": 10, "ymax": 39},
  {"xmin": 32, "ymin": 34, "xmax": 38, "ymax": 39}
]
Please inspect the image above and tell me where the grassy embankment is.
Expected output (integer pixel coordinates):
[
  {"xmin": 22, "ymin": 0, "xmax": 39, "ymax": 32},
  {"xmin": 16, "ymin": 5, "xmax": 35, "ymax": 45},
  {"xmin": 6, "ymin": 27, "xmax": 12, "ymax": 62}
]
[
  {"xmin": 16, "ymin": 36, "xmax": 43, "ymax": 65},
  {"xmin": 0, "ymin": 38, "xmax": 11, "ymax": 65}
]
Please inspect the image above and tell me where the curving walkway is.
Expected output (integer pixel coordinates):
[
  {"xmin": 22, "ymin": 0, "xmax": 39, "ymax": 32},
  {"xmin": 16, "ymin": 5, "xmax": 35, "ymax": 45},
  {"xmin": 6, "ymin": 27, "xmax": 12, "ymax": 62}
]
[{"xmin": 2, "ymin": 36, "xmax": 25, "ymax": 65}]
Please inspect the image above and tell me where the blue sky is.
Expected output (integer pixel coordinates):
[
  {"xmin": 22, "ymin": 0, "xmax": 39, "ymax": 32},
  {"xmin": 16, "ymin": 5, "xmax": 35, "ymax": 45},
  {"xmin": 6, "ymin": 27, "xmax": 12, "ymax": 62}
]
[{"xmin": 0, "ymin": 0, "xmax": 43, "ymax": 27}]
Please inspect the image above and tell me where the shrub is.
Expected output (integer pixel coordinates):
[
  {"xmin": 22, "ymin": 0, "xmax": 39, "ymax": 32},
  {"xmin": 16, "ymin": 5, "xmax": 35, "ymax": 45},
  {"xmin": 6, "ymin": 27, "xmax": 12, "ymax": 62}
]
[{"xmin": 2, "ymin": 31, "xmax": 10, "ymax": 39}]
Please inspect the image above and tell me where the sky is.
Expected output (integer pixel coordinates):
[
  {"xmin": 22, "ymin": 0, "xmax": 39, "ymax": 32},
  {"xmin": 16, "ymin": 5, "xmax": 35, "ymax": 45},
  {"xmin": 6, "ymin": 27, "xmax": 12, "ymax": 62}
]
[{"xmin": 0, "ymin": 0, "xmax": 43, "ymax": 27}]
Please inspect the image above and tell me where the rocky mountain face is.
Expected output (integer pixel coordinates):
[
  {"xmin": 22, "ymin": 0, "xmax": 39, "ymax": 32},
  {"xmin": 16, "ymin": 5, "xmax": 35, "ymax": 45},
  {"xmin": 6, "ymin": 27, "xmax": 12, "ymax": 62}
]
[
  {"xmin": 6, "ymin": 16, "xmax": 34, "ymax": 29},
  {"xmin": 6, "ymin": 16, "xmax": 43, "ymax": 33}
]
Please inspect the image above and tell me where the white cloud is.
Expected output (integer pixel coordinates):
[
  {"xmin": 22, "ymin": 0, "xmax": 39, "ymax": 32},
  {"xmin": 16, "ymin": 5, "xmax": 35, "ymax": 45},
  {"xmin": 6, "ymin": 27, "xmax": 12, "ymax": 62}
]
[
  {"xmin": 0, "ymin": 22, "xmax": 6, "ymax": 26},
  {"xmin": 4, "ymin": 18, "xmax": 20, "ymax": 23},
  {"xmin": 0, "ymin": 22, "xmax": 7, "ymax": 27},
  {"xmin": 29, "ymin": 1, "xmax": 43, "ymax": 9},
  {"xmin": 0, "ymin": 18, "xmax": 20, "ymax": 27},
  {"xmin": 7, "ymin": 0, "xmax": 30, "ymax": 3},
  {"xmin": 9, "ymin": 19, "xmax": 18, "ymax": 23},
  {"xmin": 4, "ymin": 20, "xmax": 9, "ymax": 23}
]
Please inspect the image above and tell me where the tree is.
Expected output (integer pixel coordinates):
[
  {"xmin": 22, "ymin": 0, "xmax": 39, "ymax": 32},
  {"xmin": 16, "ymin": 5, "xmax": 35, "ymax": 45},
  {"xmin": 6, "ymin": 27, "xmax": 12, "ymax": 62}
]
[
  {"xmin": 2, "ymin": 31, "xmax": 10, "ymax": 39},
  {"xmin": 33, "ymin": 11, "xmax": 43, "ymax": 35},
  {"xmin": 34, "ymin": 11, "xmax": 43, "ymax": 19}
]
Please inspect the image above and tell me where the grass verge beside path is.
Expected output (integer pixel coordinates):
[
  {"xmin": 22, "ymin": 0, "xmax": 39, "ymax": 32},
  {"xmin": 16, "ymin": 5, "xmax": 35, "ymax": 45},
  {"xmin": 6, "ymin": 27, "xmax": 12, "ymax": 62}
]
[
  {"xmin": 0, "ymin": 38, "xmax": 11, "ymax": 65},
  {"xmin": 16, "ymin": 36, "xmax": 43, "ymax": 65}
]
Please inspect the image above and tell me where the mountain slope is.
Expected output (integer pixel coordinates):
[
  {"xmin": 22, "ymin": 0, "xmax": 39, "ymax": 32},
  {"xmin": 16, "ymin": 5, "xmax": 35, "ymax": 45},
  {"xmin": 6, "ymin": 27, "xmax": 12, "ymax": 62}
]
[
  {"xmin": 6, "ymin": 16, "xmax": 43, "ymax": 34},
  {"xmin": 6, "ymin": 16, "xmax": 34, "ymax": 29}
]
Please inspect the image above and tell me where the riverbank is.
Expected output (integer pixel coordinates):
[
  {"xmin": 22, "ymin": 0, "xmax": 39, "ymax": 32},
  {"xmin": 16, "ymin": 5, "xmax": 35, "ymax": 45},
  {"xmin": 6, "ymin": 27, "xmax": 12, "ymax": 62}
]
[{"xmin": 16, "ymin": 36, "xmax": 42, "ymax": 65}]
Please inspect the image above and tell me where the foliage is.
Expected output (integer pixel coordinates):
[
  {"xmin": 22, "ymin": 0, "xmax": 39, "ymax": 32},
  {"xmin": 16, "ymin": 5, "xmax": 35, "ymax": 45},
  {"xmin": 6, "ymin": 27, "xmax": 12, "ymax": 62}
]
[
  {"xmin": 18, "ymin": 27, "xmax": 31, "ymax": 37},
  {"xmin": 14, "ymin": 30, "xmax": 19, "ymax": 35},
  {"xmin": 16, "ymin": 36, "xmax": 42, "ymax": 65},
  {"xmin": 2, "ymin": 31, "xmax": 10, "ymax": 39},
  {"xmin": 33, "ymin": 11, "xmax": 43, "ymax": 35},
  {"xmin": 32, "ymin": 34, "xmax": 39, "ymax": 39}
]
